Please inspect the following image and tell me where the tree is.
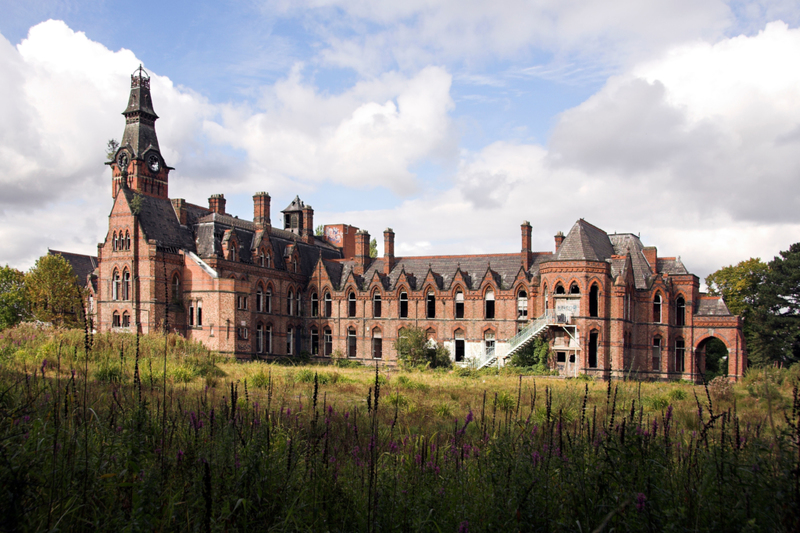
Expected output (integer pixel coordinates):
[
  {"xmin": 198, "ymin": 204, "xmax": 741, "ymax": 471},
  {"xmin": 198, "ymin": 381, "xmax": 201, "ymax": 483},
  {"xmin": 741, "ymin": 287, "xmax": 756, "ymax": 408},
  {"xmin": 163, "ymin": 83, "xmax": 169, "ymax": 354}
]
[
  {"xmin": 394, "ymin": 327, "xmax": 452, "ymax": 369},
  {"xmin": 0, "ymin": 265, "xmax": 28, "ymax": 330},
  {"xmin": 369, "ymin": 238, "xmax": 378, "ymax": 259},
  {"xmin": 315, "ymin": 225, "xmax": 325, "ymax": 237},
  {"xmin": 106, "ymin": 139, "xmax": 119, "ymax": 161},
  {"xmin": 755, "ymin": 243, "xmax": 800, "ymax": 365},
  {"xmin": 705, "ymin": 258, "xmax": 771, "ymax": 366},
  {"xmin": 508, "ymin": 337, "xmax": 551, "ymax": 373},
  {"xmin": 705, "ymin": 258, "xmax": 768, "ymax": 317},
  {"xmin": 25, "ymin": 254, "xmax": 85, "ymax": 328}
]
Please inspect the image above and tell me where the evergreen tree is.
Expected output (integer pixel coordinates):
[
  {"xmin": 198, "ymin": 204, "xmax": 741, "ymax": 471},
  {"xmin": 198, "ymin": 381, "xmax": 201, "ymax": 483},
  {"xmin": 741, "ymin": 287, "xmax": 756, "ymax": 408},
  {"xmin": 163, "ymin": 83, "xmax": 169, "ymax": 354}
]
[{"xmin": 757, "ymin": 243, "xmax": 800, "ymax": 364}]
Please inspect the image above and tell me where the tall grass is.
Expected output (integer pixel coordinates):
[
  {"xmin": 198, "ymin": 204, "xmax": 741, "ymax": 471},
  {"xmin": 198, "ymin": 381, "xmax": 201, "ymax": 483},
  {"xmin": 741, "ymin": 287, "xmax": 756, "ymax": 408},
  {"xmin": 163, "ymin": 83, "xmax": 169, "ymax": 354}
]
[{"xmin": 0, "ymin": 325, "xmax": 799, "ymax": 531}]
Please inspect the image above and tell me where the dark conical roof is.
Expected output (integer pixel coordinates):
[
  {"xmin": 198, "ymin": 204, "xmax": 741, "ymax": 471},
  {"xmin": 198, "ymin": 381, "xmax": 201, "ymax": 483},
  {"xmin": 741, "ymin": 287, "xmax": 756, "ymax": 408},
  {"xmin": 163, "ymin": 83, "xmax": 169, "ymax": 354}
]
[
  {"xmin": 551, "ymin": 219, "xmax": 615, "ymax": 262},
  {"xmin": 282, "ymin": 195, "xmax": 306, "ymax": 212},
  {"xmin": 120, "ymin": 65, "xmax": 161, "ymax": 158}
]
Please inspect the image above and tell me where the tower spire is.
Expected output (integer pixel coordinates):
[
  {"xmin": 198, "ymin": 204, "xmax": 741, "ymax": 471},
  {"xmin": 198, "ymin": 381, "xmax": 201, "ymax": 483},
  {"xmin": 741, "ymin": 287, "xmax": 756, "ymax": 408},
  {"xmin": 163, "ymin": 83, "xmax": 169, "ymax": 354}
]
[{"xmin": 110, "ymin": 65, "xmax": 171, "ymax": 199}]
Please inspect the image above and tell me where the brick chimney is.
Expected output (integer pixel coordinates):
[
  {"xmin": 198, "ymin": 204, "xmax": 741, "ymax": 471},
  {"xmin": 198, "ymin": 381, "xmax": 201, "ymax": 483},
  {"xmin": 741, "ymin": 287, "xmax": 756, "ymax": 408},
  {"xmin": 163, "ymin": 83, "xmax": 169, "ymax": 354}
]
[
  {"xmin": 209, "ymin": 194, "xmax": 226, "ymax": 215},
  {"xmin": 642, "ymin": 246, "xmax": 658, "ymax": 274},
  {"xmin": 301, "ymin": 205, "xmax": 314, "ymax": 244},
  {"xmin": 354, "ymin": 229, "xmax": 371, "ymax": 275},
  {"xmin": 383, "ymin": 228, "xmax": 395, "ymax": 275},
  {"xmin": 521, "ymin": 221, "xmax": 533, "ymax": 271},
  {"xmin": 554, "ymin": 231, "xmax": 565, "ymax": 252},
  {"xmin": 253, "ymin": 192, "xmax": 270, "ymax": 228},
  {"xmin": 171, "ymin": 198, "xmax": 187, "ymax": 225}
]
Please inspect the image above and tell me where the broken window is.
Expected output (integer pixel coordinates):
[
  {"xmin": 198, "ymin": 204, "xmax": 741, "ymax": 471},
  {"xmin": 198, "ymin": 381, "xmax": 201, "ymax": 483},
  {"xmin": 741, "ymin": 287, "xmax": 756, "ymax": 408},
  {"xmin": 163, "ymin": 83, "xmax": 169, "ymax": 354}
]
[
  {"xmin": 372, "ymin": 328, "xmax": 382, "ymax": 359},
  {"xmin": 484, "ymin": 289, "xmax": 495, "ymax": 319},
  {"xmin": 296, "ymin": 291, "xmax": 302, "ymax": 316},
  {"xmin": 122, "ymin": 311, "xmax": 130, "ymax": 328},
  {"xmin": 310, "ymin": 327, "xmax": 319, "ymax": 356},
  {"xmin": 589, "ymin": 284, "xmax": 599, "ymax": 318},
  {"xmin": 122, "ymin": 270, "xmax": 131, "ymax": 301},
  {"xmin": 517, "ymin": 289, "xmax": 528, "ymax": 318},
  {"xmin": 652, "ymin": 337, "xmax": 662, "ymax": 371},
  {"xmin": 399, "ymin": 291, "xmax": 408, "ymax": 318},
  {"xmin": 112, "ymin": 311, "xmax": 120, "ymax": 328},
  {"xmin": 311, "ymin": 292, "xmax": 319, "ymax": 317},
  {"xmin": 287, "ymin": 326, "xmax": 294, "ymax": 355},
  {"xmin": 426, "ymin": 289, "xmax": 436, "ymax": 318},
  {"xmin": 324, "ymin": 327, "xmax": 332, "ymax": 356},
  {"xmin": 588, "ymin": 330, "xmax": 598, "ymax": 368},
  {"xmin": 373, "ymin": 292, "xmax": 382, "ymax": 318},
  {"xmin": 484, "ymin": 330, "xmax": 495, "ymax": 358},
  {"xmin": 265, "ymin": 287, "xmax": 272, "ymax": 313},
  {"xmin": 675, "ymin": 338, "xmax": 685, "ymax": 372},
  {"xmin": 347, "ymin": 327, "xmax": 357, "ymax": 358},
  {"xmin": 287, "ymin": 289, "xmax": 294, "ymax": 316},
  {"xmin": 324, "ymin": 292, "xmax": 332, "ymax": 317},
  {"xmin": 555, "ymin": 284, "xmax": 565, "ymax": 295},
  {"xmin": 348, "ymin": 291, "xmax": 356, "ymax": 317},
  {"xmin": 455, "ymin": 289, "xmax": 464, "ymax": 319},
  {"xmin": 676, "ymin": 296, "xmax": 685, "ymax": 326},
  {"xmin": 112, "ymin": 270, "xmax": 120, "ymax": 301},
  {"xmin": 257, "ymin": 323, "xmax": 265, "ymax": 354},
  {"xmin": 570, "ymin": 283, "xmax": 580, "ymax": 295},
  {"xmin": 196, "ymin": 301, "xmax": 202, "ymax": 326},
  {"xmin": 653, "ymin": 293, "xmax": 662, "ymax": 323},
  {"xmin": 454, "ymin": 329, "xmax": 465, "ymax": 362}
]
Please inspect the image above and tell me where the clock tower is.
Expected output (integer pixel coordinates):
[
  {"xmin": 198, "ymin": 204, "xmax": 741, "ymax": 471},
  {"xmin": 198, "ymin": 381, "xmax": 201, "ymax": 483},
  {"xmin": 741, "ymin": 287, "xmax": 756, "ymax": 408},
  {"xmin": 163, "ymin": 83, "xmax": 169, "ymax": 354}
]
[{"xmin": 110, "ymin": 65, "xmax": 171, "ymax": 199}]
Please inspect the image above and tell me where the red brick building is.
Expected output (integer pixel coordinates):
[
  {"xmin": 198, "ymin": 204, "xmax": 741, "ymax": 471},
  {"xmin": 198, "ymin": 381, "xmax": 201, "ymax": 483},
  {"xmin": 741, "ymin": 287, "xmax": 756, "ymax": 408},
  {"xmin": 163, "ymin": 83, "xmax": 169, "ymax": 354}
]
[{"xmin": 94, "ymin": 66, "xmax": 746, "ymax": 380}]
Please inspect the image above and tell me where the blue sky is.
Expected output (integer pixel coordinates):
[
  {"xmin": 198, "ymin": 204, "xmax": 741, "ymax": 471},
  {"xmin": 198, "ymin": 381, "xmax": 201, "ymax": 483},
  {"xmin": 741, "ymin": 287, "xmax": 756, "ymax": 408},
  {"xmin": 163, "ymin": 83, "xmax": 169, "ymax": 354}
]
[{"xmin": 1, "ymin": 0, "xmax": 799, "ymax": 281}]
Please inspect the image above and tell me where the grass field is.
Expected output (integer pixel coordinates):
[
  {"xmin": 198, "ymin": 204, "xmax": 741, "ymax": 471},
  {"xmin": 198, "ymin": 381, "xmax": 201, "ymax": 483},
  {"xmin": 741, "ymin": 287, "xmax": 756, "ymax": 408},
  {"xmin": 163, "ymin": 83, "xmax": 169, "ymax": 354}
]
[{"xmin": 1, "ymin": 324, "xmax": 799, "ymax": 531}]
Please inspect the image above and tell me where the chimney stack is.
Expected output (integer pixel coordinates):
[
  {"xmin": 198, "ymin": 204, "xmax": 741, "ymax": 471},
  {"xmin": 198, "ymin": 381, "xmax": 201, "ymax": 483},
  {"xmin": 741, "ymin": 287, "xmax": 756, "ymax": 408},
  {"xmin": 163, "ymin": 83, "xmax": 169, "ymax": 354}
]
[
  {"xmin": 171, "ymin": 198, "xmax": 187, "ymax": 225},
  {"xmin": 301, "ymin": 205, "xmax": 314, "ymax": 243},
  {"xmin": 384, "ymin": 228, "xmax": 395, "ymax": 275},
  {"xmin": 554, "ymin": 231, "xmax": 565, "ymax": 252},
  {"xmin": 253, "ymin": 192, "xmax": 271, "ymax": 228},
  {"xmin": 209, "ymin": 194, "xmax": 226, "ymax": 215},
  {"xmin": 642, "ymin": 246, "xmax": 658, "ymax": 274},
  {"xmin": 521, "ymin": 221, "xmax": 533, "ymax": 271},
  {"xmin": 354, "ymin": 229, "xmax": 371, "ymax": 275}
]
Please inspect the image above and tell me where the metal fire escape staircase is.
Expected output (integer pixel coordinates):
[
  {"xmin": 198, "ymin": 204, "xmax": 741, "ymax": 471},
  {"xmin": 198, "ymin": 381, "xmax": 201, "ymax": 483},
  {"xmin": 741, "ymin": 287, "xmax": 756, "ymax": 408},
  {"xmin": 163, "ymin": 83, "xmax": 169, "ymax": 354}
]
[{"xmin": 473, "ymin": 311, "xmax": 556, "ymax": 369}]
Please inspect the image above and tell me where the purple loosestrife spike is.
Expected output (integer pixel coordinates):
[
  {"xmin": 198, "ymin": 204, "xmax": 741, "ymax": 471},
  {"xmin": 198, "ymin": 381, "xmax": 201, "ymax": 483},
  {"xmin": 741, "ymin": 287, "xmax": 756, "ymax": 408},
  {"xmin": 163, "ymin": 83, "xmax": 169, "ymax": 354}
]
[{"xmin": 636, "ymin": 493, "xmax": 647, "ymax": 512}]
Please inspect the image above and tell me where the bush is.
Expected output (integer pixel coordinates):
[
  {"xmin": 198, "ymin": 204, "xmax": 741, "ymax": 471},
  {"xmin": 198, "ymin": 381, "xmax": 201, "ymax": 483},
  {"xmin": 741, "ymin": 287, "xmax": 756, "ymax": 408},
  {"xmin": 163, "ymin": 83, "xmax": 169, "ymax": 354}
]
[
  {"xmin": 508, "ymin": 337, "xmax": 551, "ymax": 373},
  {"xmin": 387, "ymin": 391, "xmax": 409, "ymax": 407},
  {"xmin": 668, "ymin": 388, "xmax": 687, "ymax": 401},
  {"xmin": 394, "ymin": 327, "xmax": 452, "ymax": 370},
  {"xmin": 708, "ymin": 376, "xmax": 734, "ymax": 402},
  {"xmin": 395, "ymin": 375, "xmax": 430, "ymax": 391}
]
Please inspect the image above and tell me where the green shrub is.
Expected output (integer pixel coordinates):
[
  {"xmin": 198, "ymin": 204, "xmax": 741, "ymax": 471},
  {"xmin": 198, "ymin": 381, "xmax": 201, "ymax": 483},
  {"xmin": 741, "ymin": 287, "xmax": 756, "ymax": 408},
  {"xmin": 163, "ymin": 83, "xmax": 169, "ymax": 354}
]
[
  {"xmin": 295, "ymin": 368, "xmax": 315, "ymax": 383},
  {"xmin": 395, "ymin": 375, "xmax": 430, "ymax": 391},
  {"xmin": 251, "ymin": 369, "xmax": 271, "ymax": 389},
  {"xmin": 394, "ymin": 327, "xmax": 452, "ymax": 369},
  {"xmin": 508, "ymin": 337, "xmax": 551, "ymax": 373},
  {"xmin": 94, "ymin": 361, "xmax": 125, "ymax": 383},
  {"xmin": 668, "ymin": 388, "xmax": 687, "ymax": 401},
  {"xmin": 434, "ymin": 403, "xmax": 453, "ymax": 418},
  {"xmin": 644, "ymin": 395, "xmax": 669, "ymax": 410},
  {"xmin": 387, "ymin": 391, "xmax": 409, "ymax": 407},
  {"xmin": 170, "ymin": 365, "xmax": 197, "ymax": 383},
  {"xmin": 496, "ymin": 391, "xmax": 515, "ymax": 412}
]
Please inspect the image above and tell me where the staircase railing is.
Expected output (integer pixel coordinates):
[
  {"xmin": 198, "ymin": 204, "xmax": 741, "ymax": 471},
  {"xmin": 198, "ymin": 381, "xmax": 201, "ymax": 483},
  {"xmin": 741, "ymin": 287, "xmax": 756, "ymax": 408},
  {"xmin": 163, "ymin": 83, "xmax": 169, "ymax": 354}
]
[{"xmin": 505, "ymin": 310, "xmax": 556, "ymax": 357}]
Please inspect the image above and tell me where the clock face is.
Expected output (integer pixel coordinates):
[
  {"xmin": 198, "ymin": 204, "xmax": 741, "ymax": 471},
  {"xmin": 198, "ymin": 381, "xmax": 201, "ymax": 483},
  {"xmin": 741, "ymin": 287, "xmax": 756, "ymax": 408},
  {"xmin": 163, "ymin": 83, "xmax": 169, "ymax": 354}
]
[
  {"xmin": 117, "ymin": 152, "xmax": 129, "ymax": 170},
  {"xmin": 147, "ymin": 154, "xmax": 160, "ymax": 172}
]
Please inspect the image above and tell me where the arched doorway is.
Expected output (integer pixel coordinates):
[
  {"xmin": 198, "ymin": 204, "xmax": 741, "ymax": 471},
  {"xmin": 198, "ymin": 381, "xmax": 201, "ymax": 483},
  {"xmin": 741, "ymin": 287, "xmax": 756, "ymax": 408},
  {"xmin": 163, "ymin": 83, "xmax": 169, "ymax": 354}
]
[{"xmin": 696, "ymin": 337, "xmax": 729, "ymax": 379}]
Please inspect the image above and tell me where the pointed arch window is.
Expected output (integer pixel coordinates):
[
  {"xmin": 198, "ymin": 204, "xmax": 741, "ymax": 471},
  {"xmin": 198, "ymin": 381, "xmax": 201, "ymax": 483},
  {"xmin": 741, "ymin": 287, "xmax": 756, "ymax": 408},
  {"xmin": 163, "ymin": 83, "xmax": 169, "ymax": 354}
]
[
  {"xmin": 399, "ymin": 291, "xmax": 408, "ymax": 318},
  {"xmin": 347, "ymin": 327, "xmax": 357, "ymax": 358},
  {"xmin": 348, "ymin": 291, "xmax": 356, "ymax": 317},
  {"xmin": 454, "ymin": 329, "xmax": 465, "ymax": 362},
  {"xmin": 196, "ymin": 300, "xmax": 202, "ymax": 327},
  {"xmin": 426, "ymin": 289, "xmax": 436, "ymax": 318},
  {"xmin": 112, "ymin": 232, "xmax": 118, "ymax": 251},
  {"xmin": 455, "ymin": 289, "xmax": 464, "ymax": 319},
  {"xmin": 287, "ymin": 326, "xmax": 294, "ymax": 355},
  {"xmin": 287, "ymin": 289, "xmax": 294, "ymax": 316},
  {"xmin": 653, "ymin": 293, "xmax": 662, "ymax": 323},
  {"xmin": 311, "ymin": 292, "xmax": 319, "ymax": 317},
  {"xmin": 372, "ymin": 328, "xmax": 382, "ymax": 359},
  {"xmin": 589, "ymin": 284, "xmax": 599, "ymax": 318},
  {"xmin": 265, "ymin": 286, "xmax": 272, "ymax": 313},
  {"xmin": 372, "ymin": 291, "xmax": 382, "ymax": 318},
  {"xmin": 257, "ymin": 323, "xmax": 265, "ymax": 354},
  {"xmin": 555, "ymin": 283, "xmax": 565, "ymax": 295},
  {"xmin": 324, "ymin": 292, "xmax": 332, "ymax": 317},
  {"xmin": 125, "ymin": 230, "xmax": 131, "ymax": 250},
  {"xmin": 122, "ymin": 311, "xmax": 130, "ymax": 328},
  {"xmin": 517, "ymin": 289, "xmax": 528, "ymax": 318},
  {"xmin": 122, "ymin": 270, "xmax": 131, "ymax": 301},
  {"xmin": 310, "ymin": 327, "xmax": 319, "ymax": 355},
  {"xmin": 171, "ymin": 273, "xmax": 181, "ymax": 303},
  {"xmin": 676, "ymin": 296, "xmax": 686, "ymax": 326},
  {"xmin": 112, "ymin": 269, "xmax": 120, "ymax": 301},
  {"xmin": 256, "ymin": 284, "xmax": 264, "ymax": 312},
  {"xmin": 323, "ymin": 327, "xmax": 333, "ymax": 356},
  {"xmin": 112, "ymin": 311, "xmax": 121, "ymax": 328},
  {"xmin": 570, "ymin": 283, "xmax": 580, "ymax": 295},
  {"xmin": 652, "ymin": 337, "xmax": 662, "ymax": 371},
  {"xmin": 588, "ymin": 330, "xmax": 599, "ymax": 368},
  {"xmin": 296, "ymin": 290, "xmax": 302, "ymax": 316},
  {"xmin": 675, "ymin": 338, "xmax": 685, "ymax": 372},
  {"xmin": 484, "ymin": 330, "xmax": 495, "ymax": 359},
  {"xmin": 484, "ymin": 289, "xmax": 495, "ymax": 319}
]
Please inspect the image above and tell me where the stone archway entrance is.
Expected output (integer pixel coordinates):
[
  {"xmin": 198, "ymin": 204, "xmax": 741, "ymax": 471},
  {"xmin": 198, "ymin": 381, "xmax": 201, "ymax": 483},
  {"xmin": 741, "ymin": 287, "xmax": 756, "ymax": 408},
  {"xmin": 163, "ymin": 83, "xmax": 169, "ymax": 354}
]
[{"xmin": 695, "ymin": 337, "xmax": 729, "ymax": 379}]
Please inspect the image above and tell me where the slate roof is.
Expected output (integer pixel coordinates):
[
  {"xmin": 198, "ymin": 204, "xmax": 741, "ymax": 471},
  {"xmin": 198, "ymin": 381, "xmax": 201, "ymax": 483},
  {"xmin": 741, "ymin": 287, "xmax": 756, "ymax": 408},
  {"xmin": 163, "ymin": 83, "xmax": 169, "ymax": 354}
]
[
  {"xmin": 192, "ymin": 211, "xmax": 340, "ymax": 275},
  {"xmin": 123, "ymin": 189, "xmax": 195, "ymax": 251},
  {"xmin": 282, "ymin": 196, "xmax": 307, "ymax": 213},
  {"xmin": 609, "ymin": 233, "xmax": 651, "ymax": 290},
  {"xmin": 320, "ymin": 252, "xmax": 554, "ymax": 292},
  {"xmin": 696, "ymin": 297, "xmax": 732, "ymax": 316},
  {"xmin": 550, "ymin": 219, "xmax": 615, "ymax": 262},
  {"xmin": 48, "ymin": 249, "xmax": 97, "ymax": 287}
]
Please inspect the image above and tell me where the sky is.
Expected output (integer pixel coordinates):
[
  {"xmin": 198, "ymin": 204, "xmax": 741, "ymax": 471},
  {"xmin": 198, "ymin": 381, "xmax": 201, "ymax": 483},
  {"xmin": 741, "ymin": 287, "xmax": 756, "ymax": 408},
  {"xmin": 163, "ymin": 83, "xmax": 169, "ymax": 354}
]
[{"xmin": 1, "ymin": 0, "xmax": 799, "ymax": 284}]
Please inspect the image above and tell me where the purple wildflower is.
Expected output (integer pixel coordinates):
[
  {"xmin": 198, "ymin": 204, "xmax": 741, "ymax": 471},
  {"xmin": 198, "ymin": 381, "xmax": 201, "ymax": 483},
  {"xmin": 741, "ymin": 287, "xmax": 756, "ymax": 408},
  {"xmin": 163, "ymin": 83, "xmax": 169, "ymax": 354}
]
[
  {"xmin": 459, "ymin": 520, "xmax": 469, "ymax": 533},
  {"xmin": 635, "ymin": 493, "xmax": 646, "ymax": 512}
]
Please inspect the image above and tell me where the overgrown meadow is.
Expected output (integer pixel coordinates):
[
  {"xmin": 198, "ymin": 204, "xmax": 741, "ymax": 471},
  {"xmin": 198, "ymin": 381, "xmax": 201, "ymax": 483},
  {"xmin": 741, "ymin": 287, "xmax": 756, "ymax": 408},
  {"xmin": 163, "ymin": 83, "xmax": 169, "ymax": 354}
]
[{"xmin": 1, "ymin": 324, "xmax": 799, "ymax": 532}]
